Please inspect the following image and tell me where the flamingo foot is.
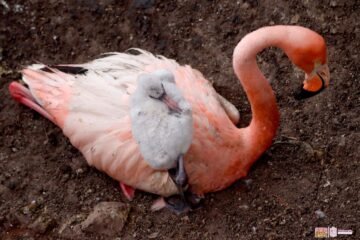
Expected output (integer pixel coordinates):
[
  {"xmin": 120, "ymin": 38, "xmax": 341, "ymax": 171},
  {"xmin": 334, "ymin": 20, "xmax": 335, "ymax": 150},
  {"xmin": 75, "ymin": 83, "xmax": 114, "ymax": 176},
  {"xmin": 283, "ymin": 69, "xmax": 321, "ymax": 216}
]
[
  {"xmin": 9, "ymin": 82, "xmax": 56, "ymax": 124},
  {"xmin": 119, "ymin": 182, "xmax": 135, "ymax": 201},
  {"xmin": 151, "ymin": 192, "xmax": 202, "ymax": 215}
]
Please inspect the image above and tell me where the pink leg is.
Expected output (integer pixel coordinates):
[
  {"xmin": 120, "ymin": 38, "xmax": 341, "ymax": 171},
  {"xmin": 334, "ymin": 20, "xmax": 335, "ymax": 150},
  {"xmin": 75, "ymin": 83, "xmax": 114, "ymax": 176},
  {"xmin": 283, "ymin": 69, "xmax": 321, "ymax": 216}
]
[
  {"xmin": 9, "ymin": 82, "xmax": 56, "ymax": 124},
  {"xmin": 119, "ymin": 182, "xmax": 135, "ymax": 201}
]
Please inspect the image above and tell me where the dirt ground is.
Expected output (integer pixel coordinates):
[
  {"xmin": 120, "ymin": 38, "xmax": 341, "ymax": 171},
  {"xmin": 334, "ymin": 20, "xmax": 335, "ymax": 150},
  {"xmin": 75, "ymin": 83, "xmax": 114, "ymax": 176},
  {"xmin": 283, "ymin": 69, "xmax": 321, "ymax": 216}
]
[{"xmin": 0, "ymin": 0, "xmax": 359, "ymax": 239}]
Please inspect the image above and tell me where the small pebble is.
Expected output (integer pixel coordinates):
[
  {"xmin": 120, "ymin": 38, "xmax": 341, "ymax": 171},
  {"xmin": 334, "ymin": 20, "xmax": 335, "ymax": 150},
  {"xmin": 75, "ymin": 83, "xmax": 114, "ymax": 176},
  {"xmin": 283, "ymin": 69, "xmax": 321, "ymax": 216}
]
[
  {"xmin": 290, "ymin": 14, "xmax": 300, "ymax": 24},
  {"xmin": 323, "ymin": 180, "xmax": 331, "ymax": 187},
  {"xmin": 29, "ymin": 214, "xmax": 57, "ymax": 233},
  {"xmin": 338, "ymin": 135, "xmax": 346, "ymax": 147},
  {"xmin": 81, "ymin": 202, "xmax": 130, "ymax": 237},
  {"xmin": 241, "ymin": 2, "xmax": 250, "ymax": 9},
  {"xmin": 13, "ymin": 4, "xmax": 24, "ymax": 13},
  {"xmin": 315, "ymin": 209, "xmax": 326, "ymax": 219},
  {"xmin": 243, "ymin": 179, "xmax": 253, "ymax": 188},
  {"xmin": 148, "ymin": 232, "xmax": 159, "ymax": 239},
  {"xmin": 239, "ymin": 204, "xmax": 249, "ymax": 210},
  {"xmin": 76, "ymin": 168, "xmax": 84, "ymax": 175},
  {"xmin": 181, "ymin": 216, "xmax": 190, "ymax": 222}
]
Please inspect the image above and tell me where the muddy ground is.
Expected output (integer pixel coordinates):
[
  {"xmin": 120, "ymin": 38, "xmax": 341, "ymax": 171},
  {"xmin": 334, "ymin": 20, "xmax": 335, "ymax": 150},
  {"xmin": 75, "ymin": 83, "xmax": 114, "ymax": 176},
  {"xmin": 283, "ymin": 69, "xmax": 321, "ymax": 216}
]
[{"xmin": 0, "ymin": 0, "xmax": 359, "ymax": 239}]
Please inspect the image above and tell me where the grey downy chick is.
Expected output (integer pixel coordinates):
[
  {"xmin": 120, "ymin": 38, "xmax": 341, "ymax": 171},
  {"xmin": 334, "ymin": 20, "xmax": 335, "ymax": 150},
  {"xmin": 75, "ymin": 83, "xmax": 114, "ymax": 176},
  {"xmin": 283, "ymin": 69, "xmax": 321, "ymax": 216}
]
[{"xmin": 130, "ymin": 69, "xmax": 193, "ymax": 203}]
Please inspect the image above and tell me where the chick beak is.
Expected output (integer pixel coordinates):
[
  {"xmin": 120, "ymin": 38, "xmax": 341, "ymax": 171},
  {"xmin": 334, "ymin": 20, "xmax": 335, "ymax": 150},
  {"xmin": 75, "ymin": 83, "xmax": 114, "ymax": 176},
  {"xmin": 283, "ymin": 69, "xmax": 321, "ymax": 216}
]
[{"xmin": 161, "ymin": 94, "xmax": 182, "ymax": 113}]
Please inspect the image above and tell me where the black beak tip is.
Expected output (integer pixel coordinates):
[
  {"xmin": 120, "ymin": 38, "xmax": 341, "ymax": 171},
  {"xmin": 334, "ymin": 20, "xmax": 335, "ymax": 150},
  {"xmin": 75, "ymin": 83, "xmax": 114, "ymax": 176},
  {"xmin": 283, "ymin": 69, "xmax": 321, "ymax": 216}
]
[{"xmin": 294, "ymin": 85, "xmax": 323, "ymax": 100}]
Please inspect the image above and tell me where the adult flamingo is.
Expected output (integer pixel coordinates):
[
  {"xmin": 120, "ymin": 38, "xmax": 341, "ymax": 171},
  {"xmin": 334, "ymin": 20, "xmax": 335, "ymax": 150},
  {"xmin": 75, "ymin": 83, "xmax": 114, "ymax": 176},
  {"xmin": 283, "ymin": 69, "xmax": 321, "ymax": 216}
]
[{"xmin": 9, "ymin": 25, "xmax": 330, "ymax": 212}]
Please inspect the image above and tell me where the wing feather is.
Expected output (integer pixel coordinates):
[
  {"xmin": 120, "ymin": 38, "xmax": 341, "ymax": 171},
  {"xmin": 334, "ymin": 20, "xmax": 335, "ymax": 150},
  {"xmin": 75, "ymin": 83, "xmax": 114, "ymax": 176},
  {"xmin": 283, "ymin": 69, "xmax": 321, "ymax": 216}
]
[{"xmin": 20, "ymin": 49, "xmax": 236, "ymax": 196}]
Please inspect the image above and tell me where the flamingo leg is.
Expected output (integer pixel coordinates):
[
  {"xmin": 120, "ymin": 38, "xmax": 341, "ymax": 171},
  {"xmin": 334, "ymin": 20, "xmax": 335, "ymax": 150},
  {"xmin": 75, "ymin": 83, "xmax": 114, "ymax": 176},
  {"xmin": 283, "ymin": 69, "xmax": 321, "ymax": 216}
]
[
  {"xmin": 119, "ymin": 182, "xmax": 136, "ymax": 201},
  {"xmin": 216, "ymin": 93, "xmax": 240, "ymax": 125},
  {"xmin": 150, "ymin": 155, "xmax": 202, "ymax": 214},
  {"xmin": 151, "ymin": 192, "xmax": 202, "ymax": 215}
]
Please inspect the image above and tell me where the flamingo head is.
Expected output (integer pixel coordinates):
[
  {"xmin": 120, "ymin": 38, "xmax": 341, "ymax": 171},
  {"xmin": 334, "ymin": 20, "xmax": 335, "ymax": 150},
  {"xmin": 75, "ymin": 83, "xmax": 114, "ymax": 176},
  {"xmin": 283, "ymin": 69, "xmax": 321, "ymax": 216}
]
[{"xmin": 284, "ymin": 27, "xmax": 330, "ymax": 99}]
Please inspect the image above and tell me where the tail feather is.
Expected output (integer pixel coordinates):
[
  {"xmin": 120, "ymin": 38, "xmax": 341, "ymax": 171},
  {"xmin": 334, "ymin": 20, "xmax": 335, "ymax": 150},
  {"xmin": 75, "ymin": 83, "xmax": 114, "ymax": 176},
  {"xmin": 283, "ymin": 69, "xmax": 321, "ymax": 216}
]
[
  {"xmin": 10, "ymin": 67, "xmax": 73, "ymax": 127},
  {"xmin": 9, "ymin": 82, "xmax": 55, "ymax": 123}
]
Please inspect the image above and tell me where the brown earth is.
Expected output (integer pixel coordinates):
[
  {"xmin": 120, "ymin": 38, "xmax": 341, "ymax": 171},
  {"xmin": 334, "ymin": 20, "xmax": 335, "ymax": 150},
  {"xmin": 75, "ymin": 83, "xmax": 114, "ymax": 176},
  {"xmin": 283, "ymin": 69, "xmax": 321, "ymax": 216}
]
[{"xmin": 0, "ymin": 0, "xmax": 359, "ymax": 239}]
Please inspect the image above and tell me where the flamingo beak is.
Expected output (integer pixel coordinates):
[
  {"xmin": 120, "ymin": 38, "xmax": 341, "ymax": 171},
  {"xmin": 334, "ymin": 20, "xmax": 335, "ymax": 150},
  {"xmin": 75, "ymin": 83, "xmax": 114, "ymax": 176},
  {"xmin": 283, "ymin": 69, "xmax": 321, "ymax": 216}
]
[
  {"xmin": 295, "ymin": 63, "xmax": 330, "ymax": 100},
  {"xmin": 162, "ymin": 95, "xmax": 182, "ymax": 113}
]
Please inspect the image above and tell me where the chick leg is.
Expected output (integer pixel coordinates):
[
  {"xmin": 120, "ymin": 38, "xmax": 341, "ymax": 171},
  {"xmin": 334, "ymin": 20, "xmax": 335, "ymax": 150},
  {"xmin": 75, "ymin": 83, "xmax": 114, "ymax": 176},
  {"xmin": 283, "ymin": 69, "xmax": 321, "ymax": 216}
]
[
  {"xmin": 151, "ymin": 155, "xmax": 202, "ymax": 214},
  {"xmin": 151, "ymin": 192, "xmax": 202, "ymax": 215},
  {"xmin": 169, "ymin": 155, "xmax": 187, "ymax": 189}
]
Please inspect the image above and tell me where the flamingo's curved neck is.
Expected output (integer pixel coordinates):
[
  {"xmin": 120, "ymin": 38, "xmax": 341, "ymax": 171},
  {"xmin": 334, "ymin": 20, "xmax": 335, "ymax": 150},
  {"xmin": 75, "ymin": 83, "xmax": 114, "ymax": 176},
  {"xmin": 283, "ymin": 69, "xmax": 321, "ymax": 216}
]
[{"xmin": 232, "ymin": 26, "xmax": 294, "ymax": 170}]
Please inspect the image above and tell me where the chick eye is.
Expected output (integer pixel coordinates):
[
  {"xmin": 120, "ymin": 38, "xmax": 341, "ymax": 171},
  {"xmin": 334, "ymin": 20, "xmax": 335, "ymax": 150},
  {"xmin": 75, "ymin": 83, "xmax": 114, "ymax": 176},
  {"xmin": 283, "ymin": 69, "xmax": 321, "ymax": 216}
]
[{"xmin": 149, "ymin": 83, "xmax": 166, "ymax": 99}]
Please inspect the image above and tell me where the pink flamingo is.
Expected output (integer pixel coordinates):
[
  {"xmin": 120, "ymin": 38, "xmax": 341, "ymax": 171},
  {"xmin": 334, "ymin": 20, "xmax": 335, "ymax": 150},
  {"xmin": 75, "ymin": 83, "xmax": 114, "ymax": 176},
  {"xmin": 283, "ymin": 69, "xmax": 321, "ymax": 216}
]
[{"xmin": 9, "ymin": 25, "xmax": 330, "ymax": 212}]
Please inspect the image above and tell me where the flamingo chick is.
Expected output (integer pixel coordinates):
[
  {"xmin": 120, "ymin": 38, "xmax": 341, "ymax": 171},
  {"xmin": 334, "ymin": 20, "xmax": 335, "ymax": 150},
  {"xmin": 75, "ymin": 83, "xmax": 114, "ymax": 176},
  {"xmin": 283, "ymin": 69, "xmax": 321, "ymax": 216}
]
[{"xmin": 130, "ymin": 70, "xmax": 194, "ymax": 212}]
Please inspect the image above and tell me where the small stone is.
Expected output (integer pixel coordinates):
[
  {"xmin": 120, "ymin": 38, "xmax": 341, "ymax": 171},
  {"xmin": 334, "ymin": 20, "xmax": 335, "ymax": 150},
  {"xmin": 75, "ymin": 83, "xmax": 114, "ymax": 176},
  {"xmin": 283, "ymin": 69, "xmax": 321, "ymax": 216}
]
[
  {"xmin": 148, "ymin": 232, "xmax": 159, "ymax": 239},
  {"xmin": 315, "ymin": 210, "xmax": 326, "ymax": 219},
  {"xmin": 241, "ymin": 2, "xmax": 250, "ymax": 9},
  {"xmin": 290, "ymin": 14, "xmax": 300, "ymax": 24},
  {"xmin": 181, "ymin": 216, "xmax": 190, "ymax": 222},
  {"xmin": 314, "ymin": 150, "xmax": 324, "ymax": 159},
  {"xmin": 76, "ymin": 168, "xmax": 84, "ymax": 175},
  {"xmin": 0, "ymin": 0, "xmax": 10, "ymax": 11},
  {"xmin": 61, "ymin": 173, "xmax": 70, "ymax": 183},
  {"xmin": 330, "ymin": 0, "xmax": 337, "ymax": 7},
  {"xmin": 239, "ymin": 204, "xmax": 249, "ymax": 210},
  {"xmin": 22, "ymin": 200, "xmax": 38, "ymax": 215},
  {"xmin": 243, "ymin": 179, "xmax": 253, "ymax": 189},
  {"xmin": 13, "ymin": 4, "xmax": 24, "ymax": 13},
  {"xmin": 58, "ymin": 214, "xmax": 85, "ymax": 237},
  {"xmin": 29, "ymin": 215, "xmax": 57, "ymax": 234},
  {"xmin": 81, "ymin": 202, "xmax": 130, "ymax": 237},
  {"xmin": 338, "ymin": 135, "xmax": 346, "ymax": 147},
  {"xmin": 323, "ymin": 180, "xmax": 331, "ymax": 188}
]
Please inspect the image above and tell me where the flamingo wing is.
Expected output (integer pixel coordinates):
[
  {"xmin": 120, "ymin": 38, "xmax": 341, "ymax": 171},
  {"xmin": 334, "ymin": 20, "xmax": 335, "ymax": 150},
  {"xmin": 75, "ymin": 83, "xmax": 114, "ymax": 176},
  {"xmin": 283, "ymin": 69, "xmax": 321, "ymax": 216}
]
[
  {"xmin": 10, "ymin": 50, "xmax": 238, "ymax": 196},
  {"xmin": 11, "ymin": 52, "xmax": 180, "ymax": 196}
]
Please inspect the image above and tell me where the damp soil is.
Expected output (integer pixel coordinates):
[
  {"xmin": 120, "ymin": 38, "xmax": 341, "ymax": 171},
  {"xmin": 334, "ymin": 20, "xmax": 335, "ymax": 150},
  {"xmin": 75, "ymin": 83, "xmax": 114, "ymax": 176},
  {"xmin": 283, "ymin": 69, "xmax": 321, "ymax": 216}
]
[{"xmin": 0, "ymin": 0, "xmax": 359, "ymax": 239}]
